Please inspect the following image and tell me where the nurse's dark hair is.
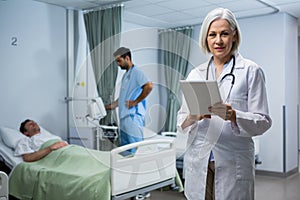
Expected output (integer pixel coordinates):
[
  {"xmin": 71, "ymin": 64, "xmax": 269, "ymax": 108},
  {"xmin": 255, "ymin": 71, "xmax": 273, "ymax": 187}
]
[
  {"xmin": 199, "ymin": 8, "xmax": 241, "ymax": 54},
  {"xmin": 113, "ymin": 47, "xmax": 132, "ymax": 60},
  {"xmin": 19, "ymin": 119, "xmax": 31, "ymax": 133}
]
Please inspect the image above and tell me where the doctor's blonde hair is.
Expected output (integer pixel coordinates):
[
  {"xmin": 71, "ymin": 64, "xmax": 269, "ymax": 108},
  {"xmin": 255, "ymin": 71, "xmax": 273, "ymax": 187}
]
[{"xmin": 199, "ymin": 8, "xmax": 241, "ymax": 55}]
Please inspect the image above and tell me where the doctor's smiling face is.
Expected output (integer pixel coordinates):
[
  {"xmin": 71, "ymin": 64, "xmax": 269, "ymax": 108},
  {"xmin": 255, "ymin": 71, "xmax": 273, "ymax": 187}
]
[{"xmin": 206, "ymin": 18, "xmax": 236, "ymax": 63}]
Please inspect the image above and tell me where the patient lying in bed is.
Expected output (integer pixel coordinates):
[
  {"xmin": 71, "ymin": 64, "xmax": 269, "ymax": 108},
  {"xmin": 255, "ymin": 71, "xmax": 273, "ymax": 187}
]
[
  {"xmin": 6, "ymin": 121, "xmax": 180, "ymax": 200},
  {"xmin": 14, "ymin": 119, "xmax": 68, "ymax": 162},
  {"xmin": 9, "ymin": 122, "xmax": 112, "ymax": 200}
]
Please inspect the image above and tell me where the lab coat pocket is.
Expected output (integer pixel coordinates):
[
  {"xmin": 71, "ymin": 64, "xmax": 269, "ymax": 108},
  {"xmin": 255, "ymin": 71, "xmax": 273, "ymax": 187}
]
[
  {"xmin": 235, "ymin": 150, "xmax": 255, "ymax": 180},
  {"xmin": 234, "ymin": 151, "xmax": 255, "ymax": 199},
  {"xmin": 185, "ymin": 144, "xmax": 207, "ymax": 170}
]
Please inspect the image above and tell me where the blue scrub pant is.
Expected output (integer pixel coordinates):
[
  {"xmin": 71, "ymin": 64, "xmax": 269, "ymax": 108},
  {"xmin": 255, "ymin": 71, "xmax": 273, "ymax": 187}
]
[{"xmin": 119, "ymin": 114, "xmax": 144, "ymax": 154}]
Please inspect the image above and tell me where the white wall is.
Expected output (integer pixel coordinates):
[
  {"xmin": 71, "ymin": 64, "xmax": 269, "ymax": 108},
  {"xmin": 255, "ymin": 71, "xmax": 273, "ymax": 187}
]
[
  {"xmin": 299, "ymin": 36, "xmax": 300, "ymax": 151},
  {"xmin": 283, "ymin": 14, "xmax": 298, "ymax": 173},
  {"xmin": 0, "ymin": 0, "xmax": 67, "ymax": 139},
  {"xmin": 238, "ymin": 13, "xmax": 298, "ymax": 173}
]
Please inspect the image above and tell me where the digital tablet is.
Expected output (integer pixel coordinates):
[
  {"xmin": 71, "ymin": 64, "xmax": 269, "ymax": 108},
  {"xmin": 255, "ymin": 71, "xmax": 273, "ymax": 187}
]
[{"xmin": 179, "ymin": 80, "xmax": 222, "ymax": 115}]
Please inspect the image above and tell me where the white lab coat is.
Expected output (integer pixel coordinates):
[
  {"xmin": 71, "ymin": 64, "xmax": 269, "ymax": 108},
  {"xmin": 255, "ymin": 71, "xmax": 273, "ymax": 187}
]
[{"xmin": 177, "ymin": 53, "xmax": 272, "ymax": 200}]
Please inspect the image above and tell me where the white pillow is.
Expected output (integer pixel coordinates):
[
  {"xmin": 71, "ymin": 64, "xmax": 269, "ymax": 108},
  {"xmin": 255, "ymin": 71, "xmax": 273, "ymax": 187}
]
[{"xmin": 0, "ymin": 126, "xmax": 27, "ymax": 149}]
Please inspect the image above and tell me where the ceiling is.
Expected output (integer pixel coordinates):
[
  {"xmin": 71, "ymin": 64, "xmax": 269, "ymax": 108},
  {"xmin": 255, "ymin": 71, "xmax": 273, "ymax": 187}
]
[{"xmin": 34, "ymin": 0, "xmax": 300, "ymax": 28}]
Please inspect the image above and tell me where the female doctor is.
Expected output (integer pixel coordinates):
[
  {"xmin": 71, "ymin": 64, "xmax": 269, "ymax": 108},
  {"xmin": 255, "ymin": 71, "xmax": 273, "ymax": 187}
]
[{"xmin": 177, "ymin": 8, "xmax": 272, "ymax": 200}]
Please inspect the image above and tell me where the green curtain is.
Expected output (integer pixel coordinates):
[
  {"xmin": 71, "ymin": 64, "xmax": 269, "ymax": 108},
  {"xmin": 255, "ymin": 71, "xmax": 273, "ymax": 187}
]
[
  {"xmin": 158, "ymin": 27, "xmax": 193, "ymax": 132},
  {"xmin": 84, "ymin": 5, "xmax": 123, "ymax": 125}
]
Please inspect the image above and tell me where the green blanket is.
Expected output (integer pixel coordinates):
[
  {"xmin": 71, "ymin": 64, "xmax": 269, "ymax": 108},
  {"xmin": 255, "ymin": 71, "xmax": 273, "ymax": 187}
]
[{"xmin": 9, "ymin": 140, "xmax": 111, "ymax": 200}]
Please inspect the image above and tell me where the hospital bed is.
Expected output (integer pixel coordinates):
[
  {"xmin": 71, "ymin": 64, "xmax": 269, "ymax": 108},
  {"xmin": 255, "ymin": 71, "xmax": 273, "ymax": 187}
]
[
  {"xmin": 143, "ymin": 128, "xmax": 187, "ymax": 170},
  {"xmin": 0, "ymin": 126, "xmax": 179, "ymax": 200},
  {"xmin": 0, "ymin": 171, "xmax": 8, "ymax": 200}
]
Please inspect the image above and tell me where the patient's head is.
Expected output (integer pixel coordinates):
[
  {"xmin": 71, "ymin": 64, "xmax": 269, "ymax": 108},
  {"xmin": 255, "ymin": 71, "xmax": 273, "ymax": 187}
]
[{"xmin": 20, "ymin": 119, "xmax": 41, "ymax": 137}]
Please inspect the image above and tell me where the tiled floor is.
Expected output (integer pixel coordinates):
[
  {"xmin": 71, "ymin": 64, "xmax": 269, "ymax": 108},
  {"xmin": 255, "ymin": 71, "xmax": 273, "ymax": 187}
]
[
  {"xmin": 255, "ymin": 173, "xmax": 300, "ymax": 200},
  {"xmin": 144, "ymin": 169, "xmax": 300, "ymax": 200},
  {"xmin": 150, "ymin": 189, "xmax": 186, "ymax": 199}
]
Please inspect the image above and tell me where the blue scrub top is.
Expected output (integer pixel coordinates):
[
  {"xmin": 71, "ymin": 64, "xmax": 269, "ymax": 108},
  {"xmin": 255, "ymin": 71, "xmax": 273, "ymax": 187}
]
[{"xmin": 119, "ymin": 65, "xmax": 149, "ymax": 119}]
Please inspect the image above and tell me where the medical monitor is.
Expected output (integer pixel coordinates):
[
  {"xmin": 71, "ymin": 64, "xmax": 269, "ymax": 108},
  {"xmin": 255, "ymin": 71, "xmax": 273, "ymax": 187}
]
[{"xmin": 87, "ymin": 97, "xmax": 107, "ymax": 120}]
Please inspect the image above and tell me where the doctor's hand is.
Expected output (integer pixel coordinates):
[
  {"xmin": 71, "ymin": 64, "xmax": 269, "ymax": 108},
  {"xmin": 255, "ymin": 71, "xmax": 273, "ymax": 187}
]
[
  {"xmin": 126, "ymin": 100, "xmax": 137, "ymax": 108},
  {"xmin": 188, "ymin": 114, "xmax": 211, "ymax": 122},
  {"xmin": 209, "ymin": 103, "xmax": 236, "ymax": 122},
  {"xmin": 181, "ymin": 114, "xmax": 211, "ymax": 129}
]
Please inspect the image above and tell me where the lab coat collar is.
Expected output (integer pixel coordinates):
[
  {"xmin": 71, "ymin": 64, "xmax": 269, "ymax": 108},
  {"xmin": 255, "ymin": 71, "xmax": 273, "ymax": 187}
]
[
  {"xmin": 198, "ymin": 52, "xmax": 245, "ymax": 70},
  {"xmin": 233, "ymin": 52, "xmax": 245, "ymax": 69}
]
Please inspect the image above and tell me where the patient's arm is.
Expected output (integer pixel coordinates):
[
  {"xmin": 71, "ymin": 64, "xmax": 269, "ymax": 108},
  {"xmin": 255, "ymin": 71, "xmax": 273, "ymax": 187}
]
[{"xmin": 22, "ymin": 141, "xmax": 68, "ymax": 162}]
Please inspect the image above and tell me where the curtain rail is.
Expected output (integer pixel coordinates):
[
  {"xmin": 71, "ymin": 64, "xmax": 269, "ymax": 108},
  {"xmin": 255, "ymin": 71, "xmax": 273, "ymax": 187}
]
[
  {"xmin": 83, "ymin": 2, "xmax": 124, "ymax": 13},
  {"xmin": 159, "ymin": 26, "xmax": 194, "ymax": 33}
]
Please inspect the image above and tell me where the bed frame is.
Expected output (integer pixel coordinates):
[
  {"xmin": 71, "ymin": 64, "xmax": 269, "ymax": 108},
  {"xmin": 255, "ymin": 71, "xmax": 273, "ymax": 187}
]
[
  {"xmin": 0, "ymin": 171, "xmax": 8, "ymax": 200},
  {"xmin": 110, "ymin": 139, "xmax": 176, "ymax": 199},
  {"xmin": 0, "ymin": 159, "xmax": 11, "ymax": 176}
]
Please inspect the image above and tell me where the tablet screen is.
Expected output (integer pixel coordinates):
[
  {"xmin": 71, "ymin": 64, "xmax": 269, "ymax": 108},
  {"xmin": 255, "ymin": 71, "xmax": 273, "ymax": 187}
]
[{"xmin": 179, "ymin": 80, "xmax": 222, "ymax": 115}]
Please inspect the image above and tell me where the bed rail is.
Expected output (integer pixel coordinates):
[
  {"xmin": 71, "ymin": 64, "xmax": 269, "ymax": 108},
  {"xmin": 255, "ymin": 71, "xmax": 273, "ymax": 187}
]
[
  {"xmin": 0, "ymin": 171, "xmax": 8, "ymax": 200},
  {"xmin": 110, "ymin": 139, "xmax": 176, "ymax": 196}
]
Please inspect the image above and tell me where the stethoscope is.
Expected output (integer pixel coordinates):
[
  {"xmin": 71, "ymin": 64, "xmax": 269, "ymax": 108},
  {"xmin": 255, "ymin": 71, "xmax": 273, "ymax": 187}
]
[{"xmin": 206, "ymin": 55, "xmax": 236, "ymax": 102}]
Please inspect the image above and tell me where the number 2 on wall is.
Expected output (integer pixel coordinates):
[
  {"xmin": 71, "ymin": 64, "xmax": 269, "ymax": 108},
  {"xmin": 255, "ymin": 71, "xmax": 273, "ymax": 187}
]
[{"xmin": 11, "ymin": 37, "xmax": 18, "ymax": 46}]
